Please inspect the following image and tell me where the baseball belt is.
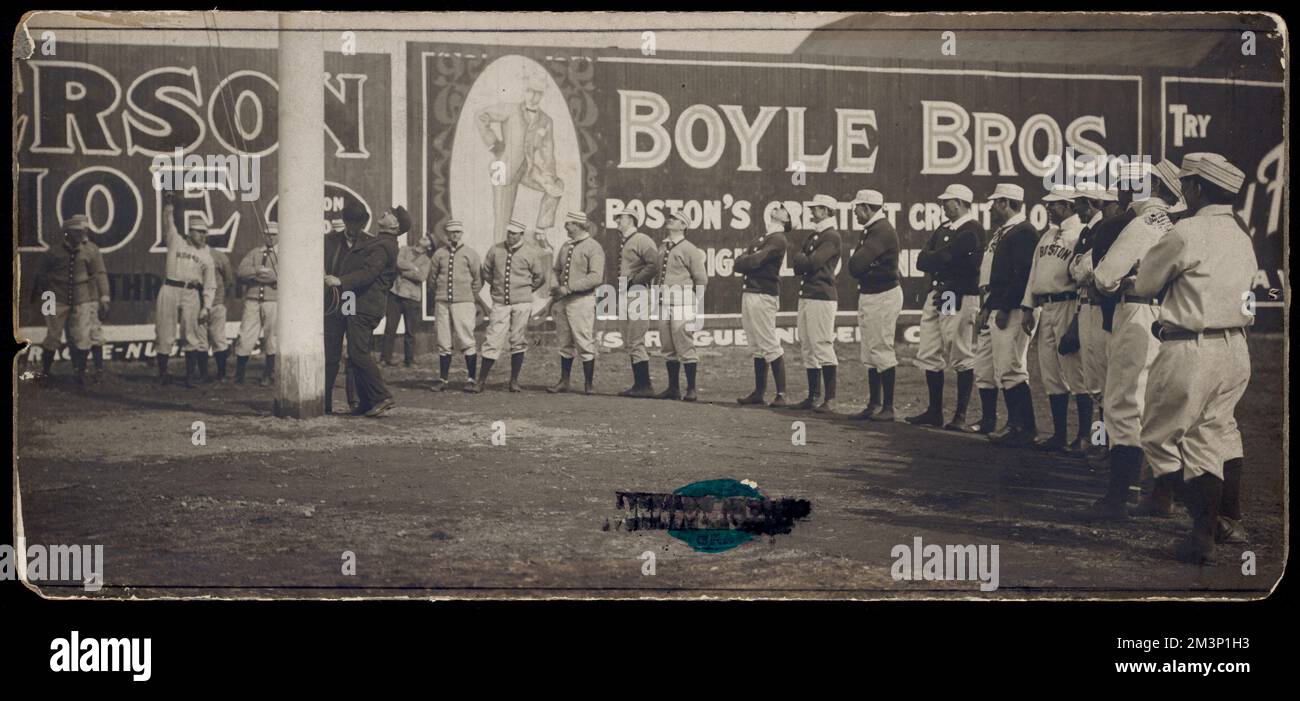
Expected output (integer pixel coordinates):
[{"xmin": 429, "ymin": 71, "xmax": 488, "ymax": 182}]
[
  {"xmin": 1034, "ymin": 291, "xmax": 1079, "ymax": 304},
  {"xmin": 1121, "ymin": 294, "xmax": 1157, "ymax": 305},
  {"xmin": 1152, "ymin": 325, "xmax": 1245, "ymax": 342},
  {"xmin": 164, "ymin": 278, "xmax": 204, "ymax": 292}
]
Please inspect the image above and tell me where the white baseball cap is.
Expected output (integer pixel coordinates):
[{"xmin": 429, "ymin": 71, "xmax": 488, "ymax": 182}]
[
  {"xmin": 990, "ymin": 184, "xmax": 1024, "ymax": 202},
  {"xmin": 1042, "ymin": 185, "xmax": 1079, "ymax": 202},
  {"xmin": 851, "ymin": 189, "xmax": 884, "ymax": 207},
  {"xmin": 937, "ymin": 184, "xmax": 974, "ymax": 203},
  {"xmin": 809, "ymin": 194, "xmax": 838, "ymax": 209}
]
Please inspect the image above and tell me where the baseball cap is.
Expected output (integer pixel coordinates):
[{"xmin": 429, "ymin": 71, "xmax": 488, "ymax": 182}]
[{"xmin": 937, "ymin": 184, "xmax": 974, "ymax": 203}]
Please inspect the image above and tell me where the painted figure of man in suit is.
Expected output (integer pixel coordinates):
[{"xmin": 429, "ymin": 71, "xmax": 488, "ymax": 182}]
[{"xmin": 475, "ymin": 69, "xmax": 565, "ymax": 245}]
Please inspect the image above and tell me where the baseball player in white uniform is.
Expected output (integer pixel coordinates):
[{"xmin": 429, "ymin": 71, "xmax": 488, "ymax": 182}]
[
  {"xmin": 1079, "ymin": 161, "xmax": 1181, "ymax": 519},
  {"xmin": 234, "ymin": 223, "xmax": 279, "ymax": 386},
  {"xmin": 154, "ymin": 194, "xmax": 216, "ymax": 387},
  {"xmin": 1020, "ymin": 187, "xmax": 1092, "ymax": 451},
  {"xmin": 1066, "ymin": 185, "xmax": 1112, "ymax": 463},
  {"xmin": 1133, "ymin": 153, "xmax": 1256, "ymax": 564}
]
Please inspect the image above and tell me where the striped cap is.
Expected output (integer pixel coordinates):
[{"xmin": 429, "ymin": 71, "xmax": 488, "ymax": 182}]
[
  {"xmin": 445, "ymin": 218, "xmax": 464, "ymax": 232},
  {"xmin": 1181, "ymin": 152, "xmax": 1245, "ymax": 194},
  {"xmin": 1177, "ymin": 153, "xmax": 1208, "ymax": 178},
  {"xmin": 62, "ymin": 214, "xmax": 90, "ymax": 231},
  {"xmin": 565, "ymin": 211, "xmax": 589, "ymax": 225},
  {"xmin": 506, "ymin": 219, "xmax": 526, "ymax": 234},
  {"xmin": 667, "ymin": 209, "xmax": 691, "ymax": 227},
  {"xmin": 330, "ymin": 219, "xmax": 345, "ymax": 232},
  {"xmin": 1152, "ymin": 160, "xmax": 1183, "ymax": 198},
  {"xmin": 266, "ymin": 221, "xmax": 279, "ymax": 234},
  {"xmin": 189, "ymin": 220, "xmax": 210, "ymax": 234}
]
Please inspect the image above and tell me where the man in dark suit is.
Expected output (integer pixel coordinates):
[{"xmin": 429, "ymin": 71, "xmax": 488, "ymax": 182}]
[{"xmin": 323, "ymin": 201, "xmax": 404, "ymax": 417}]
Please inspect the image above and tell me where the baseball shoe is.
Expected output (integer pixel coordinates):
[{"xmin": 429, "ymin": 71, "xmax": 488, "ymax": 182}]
[
  {"xmin": 508, "ymin": 380, "xmax": 523, "ymax": 393},
  {"xmin": 967, "ymin": 417, "xmax": 997, "ymax": 434},
  {"xmin": 430, "ymin": 378, "xmax": 448, "ymax": 392},
  {"xmin": 1084, "ymin": 496, "xmax": 1130, "ymax": 522},
  {"xmin": 793, "ymin": 395, "xmax": 820, "ymax": 411},
  {"xmin": 737, "ymin": 390, "xmax": 766, "ymax": 405},
  {"xmin": 1034, "ymin": 434, "xmax": 1069, "ymax": 452},
  {"xmin": 871, "ymin": 407, "xmax": 895, "ymax": 422},
  {"xmin": 654, "ymin": 386, "xmax": 680, "ymax": 401},
  {"xmin": 1216, "ymin": 517, "xmax": 1249, "ymax": 544},
  {"xmin": 813, "ymin": 400, "xmax": 837, "ymax": 414},
  {"xmin": 1002, "ymin": 429, "xmax": 1038, "ymax": 447},
  {"xmin": 768, "ymin": 393, "xmax": 788, "ymax": 408},
  {"xmin": 852, "ymin": 404, "xmax": 880, "ymax": 420},
  {"xmin": 942, "ymin": 413, "xmax": 969, "ymax": 432},
  {"xmin": 463, "ymin": 381, "xmax": 482, "ymax": 394},
  {"xmin": 364, "ymin": 398, "xmax": 396, "ymax": 418},
  {"xmin": 904, "ymin": 408, "xmax": 943, "ymax": 427},
  {"xmin": 681, "ymin": 388, "xmax": 698, "ymax": 402}
]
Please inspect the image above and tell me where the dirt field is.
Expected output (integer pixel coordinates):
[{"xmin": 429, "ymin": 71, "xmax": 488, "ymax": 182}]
[{"xmin": 13, "ymin": 332, "xmax": 1286, "ymax": 600}]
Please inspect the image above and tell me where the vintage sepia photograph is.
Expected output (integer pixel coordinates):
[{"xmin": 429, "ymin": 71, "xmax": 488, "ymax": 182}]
[{"xmin": 9, "ymin": 9, "xmax": 1287, "ymax": 620}]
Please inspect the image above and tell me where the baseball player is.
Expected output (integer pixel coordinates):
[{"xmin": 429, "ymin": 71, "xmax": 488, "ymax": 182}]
[
  {"xmin": 1065, "ymin": 185, "xmax": 1113, "ymax": 462},
  {"xmin": 654, "ymin": 209, "xmax": 708, "ymax": 402},
  {"xmin": 32, "ymin": 214, "xmax": 109, "ymax": 388},
  {"xmin": 735, "ymin": 204, "xmax": 792, "ymax": 407},
  {"xmin": 1081, "ymin": 160, "xmax": 1181, "ymax": 520},
  {"xmin": 382, "ymin": 231, "xmax": 433, "ymax": 368},
  {"xmin": 473, "ymin": 220, "xmax": 548, "ymax": 392},
  {"xmin": 200, "ymin": 241, "xmax": 235, "ymax": 383},
  {"xmin": 234, "ymin": 223, "xmax": 279, "ymax": 386},
  {"xmin": 323, "ymin": 201, "xmax": 400, "ymax": 417},
  {"xmin": 846, "ymin": 190, "xmax": 901, "ymax": 421},
  {"xmin": 547, "ymin": 211, "xmax": 605, "ymax": 394},
  {"xmin": 428, "ymin": 219, "xmax": 487, "ymax": 391},
  {"xmin": 154, "ymin": 195, "xmax": 216, "ymax": 388},
  {"xmin": 976, "ymin": 184, "xmax": 1039, "ymax": 445},
  {"xmin": 969, "ymin": 193, "xmax": 1002, "ymax": 434},
  {"xmin": 1133, "ymin": 153, "xmax": 1255, "ymax": 564},
  {"xmin": 791, "ymin": 194, "xmax": 843, "ymax": 413},
  {"xmin": 907, "ymin": 184, "xmax": 984, "ymax": 429},
  {"xmin": 1020, "ymin": 188, "xmax": 1092, "ymax": 452},
  {"xmin": 610, "ymin": 209, "xmax": 659, "ymax": 398}
]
